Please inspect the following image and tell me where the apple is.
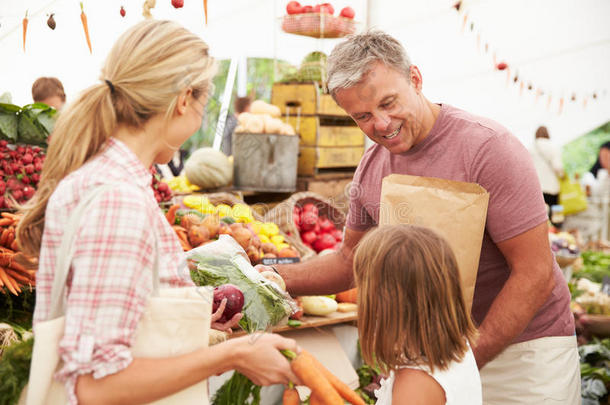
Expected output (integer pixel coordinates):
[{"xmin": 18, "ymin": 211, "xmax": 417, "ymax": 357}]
[
  {"xmin": 314, "ymin": 3, "xmax": 334, "ymax": 15},
  {"xmin": 213, "ymin": 284, "xmax": 244, "ymax": 323},
  {"xmin": 302, "ymin": 5, "xmax": 314, "ymax": 13},
  {"xmin": 171, "ymin": 0, "xmax": 184, "ymax": 9}
]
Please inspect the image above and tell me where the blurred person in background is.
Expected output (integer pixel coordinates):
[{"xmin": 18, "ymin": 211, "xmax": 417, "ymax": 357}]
[
  {"xmin": 32, "ymin": 77, "xmax": 66, "ymax": 110},
  {"xmin": 530, "ymin": 126, "xmax": 565, "ymax": 217}
]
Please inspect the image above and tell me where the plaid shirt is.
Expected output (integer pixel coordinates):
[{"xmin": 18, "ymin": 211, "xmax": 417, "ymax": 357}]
[{"xmin": 34, "ymin": 138, "xmax": 193, "ymax": 404}]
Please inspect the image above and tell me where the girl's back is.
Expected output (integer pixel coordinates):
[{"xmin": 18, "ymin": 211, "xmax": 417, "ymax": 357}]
[{"xmin": 375, "ymin": 342, "xmax": 482, "ymax": 405}]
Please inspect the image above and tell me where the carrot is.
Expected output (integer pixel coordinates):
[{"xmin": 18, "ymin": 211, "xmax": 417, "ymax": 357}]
[
  {"xmin": 6, "ymin": 231, "xmax": 14, "ymax": 248},
  {"xmin": 302, "ymin": 350, "xmax": 365, "ymax": 405},
  {"xmin": 10, "ymin": 240, "xmax": 18, "ymax": 251},
  {"xmin": 0, "ymin": 268, "xmax": 18, "ymax": 295},
  {"xmin": 282, "ymin": 351, "xmax": 343, "ymax": 405},
  {"xmin": 5, "ymin": 268, "xmax": 32, "ymax": 284},
  {"xmin": 1, "ymin": 212, "xmax": 20, "ymax": 220},
  {"xmin": 80, "ymin": 2, "xmax": 92, "ymax": 53},
  {"xmin": 0, "ymin": 252, "xmax": 15, "ymax": 267},
  {"xmin": 0, "ymin": 229, "xmax": 8, "ymax": 246},
  {"xmin": 0, "ymin": 218, "xmax": 12, "ymax": 226},
  {"xmin": 309, "ymin": 394, "xmax": 324, "ymax": 405},
  {"xmin": 204, "ymin": 0, "xmax": 208, "ymax": 25},
  {"xmin": 9, "ymin": 258, "xmax": 27, "ymax": 273},
  {"xmin": 282, "ymin": 384, "xmax": 300, "ymax": 405},
  {"xmin": 22, "ymin": 10, "xmax": 28, "ymax": 52},
  {"xmin": 166, "ymin": 204, "xmax": 180, "ymax": 225}
]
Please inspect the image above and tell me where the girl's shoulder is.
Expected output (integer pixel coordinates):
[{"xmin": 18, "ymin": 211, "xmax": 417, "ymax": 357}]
[{"xmin": 393, "ymin": 367, "xmax": 446, "ymax": 404}]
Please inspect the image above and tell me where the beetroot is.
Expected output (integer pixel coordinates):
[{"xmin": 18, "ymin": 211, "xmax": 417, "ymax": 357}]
[{"xmin": 212, "ymin": 284, "xmax": 245, "ymax": 323}]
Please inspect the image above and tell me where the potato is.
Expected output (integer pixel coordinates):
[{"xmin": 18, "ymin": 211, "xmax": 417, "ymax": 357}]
[{"xmin": 262, "ymin": 242, "xmax": 279, "ymax": 255}]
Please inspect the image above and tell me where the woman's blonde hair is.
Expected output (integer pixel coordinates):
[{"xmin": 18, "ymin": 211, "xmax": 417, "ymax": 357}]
[
  {"xmin": 17, "ymin": 20, "xmax": 216, "ymax": 257},
  {"xmin": 353, "ymin": 224, "xmax": 477, "ymax": 374}
]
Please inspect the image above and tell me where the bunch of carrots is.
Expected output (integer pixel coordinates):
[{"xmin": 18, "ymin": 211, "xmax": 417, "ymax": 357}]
[
  {"xmin": 282, "ymin": 349, "xmax": 365, "ymax": 405},
  {"xmin": 0, "ymin": 213, "xmax": 35, "ymax": 296}
]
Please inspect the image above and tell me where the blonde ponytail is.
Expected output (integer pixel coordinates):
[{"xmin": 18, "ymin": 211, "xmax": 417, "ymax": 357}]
[{"xmin": 17, "ymin": 20, "xmax": 216, "ymax": 257}]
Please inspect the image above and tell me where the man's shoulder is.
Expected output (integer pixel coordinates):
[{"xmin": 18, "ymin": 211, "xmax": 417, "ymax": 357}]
[
  {"xmin": 442, "ymin": 105, "xmax": 512, "ymax": 145},
  {"xmin": 353, "ymin": 143, "xmax": 387, "ymax": 183}
]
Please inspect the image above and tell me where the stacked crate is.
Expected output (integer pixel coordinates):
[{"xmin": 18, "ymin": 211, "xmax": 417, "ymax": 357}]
[{"xmin": 271, "ymin": 82, "xmax": 365, "ymax": 176}]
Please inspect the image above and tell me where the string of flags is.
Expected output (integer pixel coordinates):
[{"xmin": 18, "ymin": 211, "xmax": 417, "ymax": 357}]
[{"xmin": 452, "ymin": 1, "xmax": 608, "ymax": 115}]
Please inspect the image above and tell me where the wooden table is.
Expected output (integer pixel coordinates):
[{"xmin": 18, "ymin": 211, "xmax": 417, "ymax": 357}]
[{"xmin": 231, "ymin": 310, "xmax": 357, "ymax": 337}]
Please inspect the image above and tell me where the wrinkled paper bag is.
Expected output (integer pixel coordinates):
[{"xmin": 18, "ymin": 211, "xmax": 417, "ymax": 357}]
[{"xmin": 379, "ymin": 174, "xmax": 489, "ymax": 311}]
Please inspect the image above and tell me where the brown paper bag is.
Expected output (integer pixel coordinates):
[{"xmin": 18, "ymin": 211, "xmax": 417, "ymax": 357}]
[{"xmin": 379, "ymin": 174, "xmax": 489, "ymax": 311}]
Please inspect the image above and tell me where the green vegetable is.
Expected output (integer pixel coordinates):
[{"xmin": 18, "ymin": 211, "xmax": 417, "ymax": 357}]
[
  {"xmin": 212, "ymin": 371, "xmax": 261, "ymax": 405},
  {"xmin": 287, "ymin": 319, "xmax": 302, "ymax": 328},
  {"xmin": 575, "ymin": 251, "xmax": 610, "ymax": 283},
  {"xmin": 18, "ymin": 103, "xmax": 57, "ymax": 145},
  {"xmin": 579, "ymin": 338, "xmax": 610, "ymax": 403},
  {"xmin": 0, "ymin": 103, "xmax": 20, "ymax": 143},
  {"xmin": 0, "ymin": 287, "xmax": 35, "ymax": 330},
  {"xmin": 220, "ymin": 216, "xmax": 236, "ymax": 225},
  {"xmin": 0, "ymin": 337, "xmax": 33, "ymax": 405},
  {"xmin": 189, "ymin": 252, "xmax": 292, "ymax": 333}
]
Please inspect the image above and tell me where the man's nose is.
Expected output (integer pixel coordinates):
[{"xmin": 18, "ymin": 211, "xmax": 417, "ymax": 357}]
[{"xmin": 373, "ymin": 112, "xmax": 391, "ymax": 133}]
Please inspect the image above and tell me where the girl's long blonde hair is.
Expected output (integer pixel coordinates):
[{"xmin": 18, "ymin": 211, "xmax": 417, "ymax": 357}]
[
  {"xmin": 353, "ymin": 224, "xmax": 477, "ymax": 374},
  {"xmin": 17, "ymin": 20, "xmax": 216, "ymax": 257}
]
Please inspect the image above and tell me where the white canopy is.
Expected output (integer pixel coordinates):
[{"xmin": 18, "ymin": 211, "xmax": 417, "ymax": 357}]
[{"xmin": 0, "ymin": 0, "xmax": 608, "ymax": 146}]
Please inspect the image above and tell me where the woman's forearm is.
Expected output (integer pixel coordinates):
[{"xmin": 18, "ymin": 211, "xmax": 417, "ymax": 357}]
[{"xmin": 76, "ymin": 341, "xmax": 238, "ymax": 405}]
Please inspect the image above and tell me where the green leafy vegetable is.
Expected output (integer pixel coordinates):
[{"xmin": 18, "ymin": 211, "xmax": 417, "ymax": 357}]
[
  {"xmin": 576, "ymin": 251, "xmax": 610, "ymax": 283},
  {"xmin": 579, "ymin": 338, "xmax": 610, "ymax": 404},
  {"xmin": 0, "ymin": 337, "xmax": 33, "ymax": 405},
  {"xmin": 18, "ymin": 103, "xmax": 56, "ymax": 145},
  {"xmin": 212, "ymin": 372, "xmax": 261, "ymax": 405},
  {"xmin": 0, "ymin": 103, "xmax": 20, "ymax": 142},
  {"xmin": 189, "ymin": 251, "xmax": 292, "ymax": 333}
]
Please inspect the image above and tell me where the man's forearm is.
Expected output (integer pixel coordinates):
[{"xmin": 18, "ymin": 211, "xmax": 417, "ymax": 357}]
[
  {"xmin": 277, "ymin": 249, "xmax": 354, "ymax": 296},
  {"xmin": 473, "ymin": 267, "xmax": 554, "ymax": 368}
]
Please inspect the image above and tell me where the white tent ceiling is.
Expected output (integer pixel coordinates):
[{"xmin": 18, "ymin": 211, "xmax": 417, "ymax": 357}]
[{"xmin": 1, "ymin": 0, "xmax": 608, "ymax": 147}]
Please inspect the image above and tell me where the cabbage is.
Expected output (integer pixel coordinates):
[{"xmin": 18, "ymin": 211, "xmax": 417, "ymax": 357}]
[{"xmin": 184, "ymin": 147, "xmax": 233, "ymax": 189}]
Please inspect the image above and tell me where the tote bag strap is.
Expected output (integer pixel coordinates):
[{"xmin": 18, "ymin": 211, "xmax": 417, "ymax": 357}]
[{"xmin": 49, "ymin": 184, "xmax": 160, "ymax": 319}]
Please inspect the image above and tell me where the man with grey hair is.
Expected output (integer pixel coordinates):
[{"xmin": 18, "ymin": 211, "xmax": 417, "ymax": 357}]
[{"xmin": 262, "ymin": 30, "xmax": 579, "ymax": 403}]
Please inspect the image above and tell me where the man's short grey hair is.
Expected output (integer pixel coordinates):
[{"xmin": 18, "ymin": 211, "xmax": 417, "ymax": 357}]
[{"xmin": 327, "ymin": 30, "xmax": 412, "ymax": 97}]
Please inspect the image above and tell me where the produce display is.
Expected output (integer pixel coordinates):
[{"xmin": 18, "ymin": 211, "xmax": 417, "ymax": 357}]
[
  {"xmin": 282, "ymin": 2, "xmax": 356, "ymax": 38},
  {"xmin": 235, "ymin": 99, "xmax": 296, "ymax": 136},
  {"xmin": 188, "ymin": 236, "xmax": 295, "ymax": 333},
  {"xmin": 164, "ymin": 175, "xmax": 201, "ymax": 193},
  {"xmin": 0, "ymin": 213, "xmax": 35, "ymax": 296},
  {"xmin": 150, "ymin": 166, "xmax": 173, "ymax": 203},
  {"xmin": 167, "ymin": 195, "xmax": 300, "ymax": 263},
  {"xmin": 0, "ymin": 141, "xmax": 44, "ymax": 208},
  {"xmin": 294, "ymin": 202, "xmax": 343, "ymax": 253}
]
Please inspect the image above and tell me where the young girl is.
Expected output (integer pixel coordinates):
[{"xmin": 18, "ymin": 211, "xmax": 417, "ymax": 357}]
[
  {"xmin": 17, "ymin": 20, "xmax": 297, "ymax": 404},
  {"xmin": 353, "ymin": 225, "xmax": 481, "ymax": 405}
]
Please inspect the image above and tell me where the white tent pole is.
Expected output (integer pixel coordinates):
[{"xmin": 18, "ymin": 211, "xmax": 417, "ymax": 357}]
[
  {"xmin": 237, "ymin": 56, "xmax": 248, "ymax": 97},
  {"xmin": 213, "ymin": 56, "xmax": 238, "ymax": 151}
]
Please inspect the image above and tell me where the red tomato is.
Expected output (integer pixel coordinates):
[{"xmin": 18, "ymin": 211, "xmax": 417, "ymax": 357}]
[
  {"xmin": 301, "ymin": 230, "xmax": 318, "ymax": 245},
  {"xmin": 286, "ymin": 1, "xmax": 303, "ymax": 14},
  {"xmin": 339, "ymin": 6, "xmax": 355, "ymax": 19}
]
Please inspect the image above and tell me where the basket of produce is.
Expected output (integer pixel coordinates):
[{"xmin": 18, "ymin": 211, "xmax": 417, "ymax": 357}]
[
  {"xmin": 281, "ymin": 2, "xmax": 357, "ymax": 38},
  {"xmin": 265, "ymin": 191, "xmax": 345, "ymax": 259},
  {"xmin": 167, "ymin": 194, "xmax": 303, "ymax": 264},
  {"xmin": 549, "ymin": 231, "xmax": 580, "ymax": 268}
]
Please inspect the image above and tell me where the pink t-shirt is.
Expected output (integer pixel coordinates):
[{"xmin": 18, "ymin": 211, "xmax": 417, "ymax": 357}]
[{"xmin": 347, "ymin": 104, "xmax": 574, "ymax": 343}]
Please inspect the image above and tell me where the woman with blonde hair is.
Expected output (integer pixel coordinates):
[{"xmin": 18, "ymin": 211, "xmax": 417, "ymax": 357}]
[
  {"xmin": 353, "ymin": 225, "xmax": 481, "ymax": 404},
  {"xmin": 17, "ymin": 20, "xmax": 298, "ymax": 404}
]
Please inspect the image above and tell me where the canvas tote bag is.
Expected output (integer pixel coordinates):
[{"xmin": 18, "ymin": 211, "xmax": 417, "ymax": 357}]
[
  {"xmin": 24, "ymin": 185, "xmax": 212, "ymax": 405},
  {"xmin": 379, "ymin": 174, "xmax": 489, "ymax": 312}
]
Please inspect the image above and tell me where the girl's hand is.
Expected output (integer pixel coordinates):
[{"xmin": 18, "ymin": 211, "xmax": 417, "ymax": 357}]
[
  {"xmin": 231, "ymin": 333, "xmax": 301, "ymax": 386},
  {"xmin": 211, "ymin": 298, "xmax": 242, "ymax": 332}
]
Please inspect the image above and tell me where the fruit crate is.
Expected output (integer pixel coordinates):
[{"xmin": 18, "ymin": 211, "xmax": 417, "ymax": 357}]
[
  {"xmin": 281, "ymin": 13, "xmax": 356, "ymax": 38},
  {"xmin": 271, "ymin": 83, "xmax": 365, "ymax": 176}
]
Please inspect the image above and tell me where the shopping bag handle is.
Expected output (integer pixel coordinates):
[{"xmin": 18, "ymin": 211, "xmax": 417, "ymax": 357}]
[{"xmin": 49, "ymin": 184, "xmax": 160, "ymax": 320}]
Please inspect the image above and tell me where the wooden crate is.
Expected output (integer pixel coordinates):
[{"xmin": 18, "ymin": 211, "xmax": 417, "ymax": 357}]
[
  {"xmin": 285, "ymin": 116, "xmax": 364, "ymax": 147},
  {"xmin": 271, "ymin": 82, "xmax": 348, "ymax": 116},
  {"xmin": 298, "ymin": 145, "xmax": 364, "ymax": 176}
]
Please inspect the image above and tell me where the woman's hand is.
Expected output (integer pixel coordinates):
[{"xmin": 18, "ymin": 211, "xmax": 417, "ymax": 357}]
[
  {"xmin": 211, "ymin": 298, "xmax": 242, "ymax": 332},
  {"xmin": 230, "ymin": 333, "xmax": 301, "ymax": 386}
]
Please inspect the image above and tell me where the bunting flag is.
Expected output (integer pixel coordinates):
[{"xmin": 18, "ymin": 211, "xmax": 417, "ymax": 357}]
[{"xmin": 453, "ymin": 2, "xmax": 607, "ymax": 114}]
